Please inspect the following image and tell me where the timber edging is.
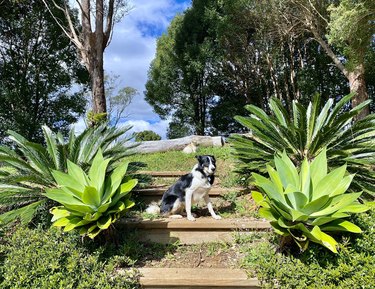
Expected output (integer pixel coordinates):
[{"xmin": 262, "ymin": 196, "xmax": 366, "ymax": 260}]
[
  {"xmin": 116, "ymin": 217, "xmax": 271, "ymax": 244},
  {"xmin": 138, "ymin": 267, "xmax": 260, "ymax": 288}
]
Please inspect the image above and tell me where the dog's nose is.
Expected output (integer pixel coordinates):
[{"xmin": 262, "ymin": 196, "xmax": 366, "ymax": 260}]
[{"xmin": 212, "ymin": 167, "xmax": 216, "ymax": 171}]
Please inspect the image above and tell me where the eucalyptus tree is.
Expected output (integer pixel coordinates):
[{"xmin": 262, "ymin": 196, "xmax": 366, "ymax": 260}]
[{"xmin": 42, "ymin": 0, "xmax": 131, "ymax": 119}]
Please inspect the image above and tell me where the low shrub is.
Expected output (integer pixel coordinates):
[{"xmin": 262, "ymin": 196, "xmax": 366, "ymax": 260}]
[
  {"xmin": 0, "ymin": 227, "xmax": 140, "ymax": 289},
  {"xmin": 241, "ymin": 209, "xmax": 375, "ymax": 289}
]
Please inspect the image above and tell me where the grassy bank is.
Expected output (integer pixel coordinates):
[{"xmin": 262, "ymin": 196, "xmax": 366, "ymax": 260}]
[{"xmin": 126, "ymin": 145, "xmax": 243, "ymax": 188}]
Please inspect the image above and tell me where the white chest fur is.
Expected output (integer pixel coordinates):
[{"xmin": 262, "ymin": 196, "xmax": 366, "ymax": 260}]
[{"xmin": 189, "ymin": 167, "xmax": 212, "ymax": 203}]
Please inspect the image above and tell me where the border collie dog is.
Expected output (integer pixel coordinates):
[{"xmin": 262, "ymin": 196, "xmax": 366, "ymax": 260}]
[{"xmin": 146, "ymin": 155, "xmax": 221, "ymax": 221}]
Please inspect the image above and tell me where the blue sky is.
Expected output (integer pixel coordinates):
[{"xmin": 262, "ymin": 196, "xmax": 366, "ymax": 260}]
[{"xmin": 76, "ymin": 0, "xmax": 191, "ymax": 138}]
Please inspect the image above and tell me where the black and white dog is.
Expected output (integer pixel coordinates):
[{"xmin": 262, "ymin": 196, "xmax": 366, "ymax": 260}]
[{"xmin": 146, "ymin": 155, "xmax": 221, "ymax": 221}]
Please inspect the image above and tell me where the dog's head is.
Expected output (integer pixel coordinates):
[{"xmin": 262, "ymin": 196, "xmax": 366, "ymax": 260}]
[{"xmin": 196, "ymin": 155, "xmax": 216, "ymax": 175}]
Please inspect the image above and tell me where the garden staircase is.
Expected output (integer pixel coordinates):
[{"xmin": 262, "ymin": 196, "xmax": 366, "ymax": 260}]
[{"xmin": 118, "ymin": 170, "xmax": 268, "ymax": 288}]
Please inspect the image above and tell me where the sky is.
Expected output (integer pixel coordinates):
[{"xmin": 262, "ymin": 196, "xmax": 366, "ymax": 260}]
[{"xmin": 75, "ymin": 0, "xmax": 191, "ymax": 138}]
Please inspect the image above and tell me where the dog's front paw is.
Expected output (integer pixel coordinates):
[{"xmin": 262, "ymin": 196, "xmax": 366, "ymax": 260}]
[
  {"xmin": 212, "ymin": 215, "xmax": 222, "ymax": 220},
  {"xmin": 187, "ymin": 215, "xmax": 196, "ymax": 221}
]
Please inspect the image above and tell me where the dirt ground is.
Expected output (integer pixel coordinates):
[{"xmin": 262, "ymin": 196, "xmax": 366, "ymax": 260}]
[{"xmin": 138, "ymin": 242, "xmax": 245, "ymax": 269}]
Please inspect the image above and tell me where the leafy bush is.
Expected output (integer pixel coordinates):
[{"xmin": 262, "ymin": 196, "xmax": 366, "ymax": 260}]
[
  {"xmin": 0, "ymin": 227, "xmax": 140, "ymax": 289},
  {"xmin": 241, "ymin": 209, "xmax": 375, "ymax": 289},
  {"xmin": 231, "ymin": 94, "xmax": 375, "ymax": 198},
  {"xmin": 252, "ymin": 148, "xmax": 368, "ymax": 253},
  {"xmin": 0, "ymin": 124, "xmax": 135, "ymax": 226},
  {"xmin": 134, "ymin": 130, "xmax": 161, "ymax": 141},
  {"xmin": 46, "ymin": 150, "xmax": 137, "ymax": 238}
]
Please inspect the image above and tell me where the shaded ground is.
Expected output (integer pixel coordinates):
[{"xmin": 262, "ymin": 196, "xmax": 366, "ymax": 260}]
[{"xmin": 139, "ymin": 242, "xmax": 242, "ymax": 268}]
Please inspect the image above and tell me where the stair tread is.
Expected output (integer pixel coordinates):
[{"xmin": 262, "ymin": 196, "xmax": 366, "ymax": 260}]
[
  {"xmin": 134, "ymin": 186, "xmax": 246, "ymax": 196},
  {"xmin": 137, "ymin": 171, "xmax": 189, "ymax": 177},
  {"xmin": 118, "ymin": 217, "xmax": 270, "ymax": 230},
  {"xmin": 139, "ymin": 267, "xmax": 259, "ymax": 287}
]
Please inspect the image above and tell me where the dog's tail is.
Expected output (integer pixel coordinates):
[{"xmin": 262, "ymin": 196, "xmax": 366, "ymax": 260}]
[{"xmin": 145, "ymin": 201, "xmax": 161, "ymax": 215}]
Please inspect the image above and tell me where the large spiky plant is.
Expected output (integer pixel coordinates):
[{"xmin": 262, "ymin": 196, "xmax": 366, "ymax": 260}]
[
  {"xmin": 0, "ymin": 124, "xmax": 136, "ymax": 225},
  {"xmin": 231, "ymin": 93, "xmax": 375, "ymax": 198}
]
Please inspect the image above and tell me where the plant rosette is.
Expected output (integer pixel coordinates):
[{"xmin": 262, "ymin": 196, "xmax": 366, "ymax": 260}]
[
  {"xmin": 45, "ymin": 149, "xmax": 137, "ymax": 239},
  {"xmin": 252, "ymin": 147, "xmax": 368, "ymax": 253}
]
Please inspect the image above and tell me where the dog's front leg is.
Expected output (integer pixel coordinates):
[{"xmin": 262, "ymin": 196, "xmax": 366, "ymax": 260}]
[
  {"xmin": 185, "ymin": 189, "xmax": 196, "ymax": 221},
  {"xmin": 204, "ymin": 194, "xmax": 221, "ymax": 220}
]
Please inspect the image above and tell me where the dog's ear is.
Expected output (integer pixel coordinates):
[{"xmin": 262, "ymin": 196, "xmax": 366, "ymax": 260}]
[
  {"xmin": 195, "ymin": 155, "xmax": 202, "ymax": 162},
  {"xmin": 209, "ymin": 155, "xmax": 216, "ymax": 162}
]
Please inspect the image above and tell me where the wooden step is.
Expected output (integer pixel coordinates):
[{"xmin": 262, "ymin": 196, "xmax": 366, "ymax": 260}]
[
  {"xmin": 137, "ymin": 171, "xmax": 189, "ymax": 177},
  {"xmin": 139, "ymin": 267, "xmax": 260, "ymax": 288},
  {"xmin": 117, "ymin": 217, "xmax": 271, "ymax": 244},
  {"xmin": 134, "ymin": 186, "xmax": 246, "ymax": 198}
]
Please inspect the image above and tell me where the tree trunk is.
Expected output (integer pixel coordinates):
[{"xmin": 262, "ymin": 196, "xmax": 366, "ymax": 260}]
[
  {"xmin": 91, "ymin": 53, "xmax": 106, "ymax": 114},
  {"xmin": 311, "ymin": 33, "xmax": 369, "ymax": 120},
  {"xmin": 348, "ymin": 64, "xmax": 369, "ymax": 120}
]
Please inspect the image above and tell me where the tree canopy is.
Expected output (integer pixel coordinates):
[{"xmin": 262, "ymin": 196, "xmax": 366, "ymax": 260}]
[
  {"xmin": 0, "ymin": 0, "xmax": 88, "ymax": 143},
  {"xmin": 145, "ymin": 0, "xmax": 374, "ymax": 137}
]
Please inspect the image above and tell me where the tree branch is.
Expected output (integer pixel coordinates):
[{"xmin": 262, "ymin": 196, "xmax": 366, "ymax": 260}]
[
  {"xmin": 104, "ymin": 0, "xmax": 115, "ymax": 47},
  {"xmin": 41, "ymin": 0, "xmax": 83, "ymax": 50},
  {"xmin": 79, "ymin": 0, "xmax": 92, "ymax": 35},
  {"xmin": 310, "ymin": 29, "xmax": 348, "ymax": 78}
]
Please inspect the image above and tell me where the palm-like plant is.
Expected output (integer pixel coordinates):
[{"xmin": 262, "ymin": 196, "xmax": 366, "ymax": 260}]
[
  {"xmin": 0, "ymin": 124, "xmax": 136, "ymax": 225},
  {"xmin": 231, "ymin": 94, "xmax": 375, "ymax": 198}
]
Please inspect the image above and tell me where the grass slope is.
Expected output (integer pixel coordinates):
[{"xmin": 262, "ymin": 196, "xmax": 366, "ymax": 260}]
[{"xmin": 126, "ymin": 146, "xmax": 243, "ymax": 188}]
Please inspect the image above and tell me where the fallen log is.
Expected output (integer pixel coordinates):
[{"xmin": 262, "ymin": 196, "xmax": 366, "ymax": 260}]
[{"xmin": 130, "ymin": 135, "xmax": 224, "ymax": 154}]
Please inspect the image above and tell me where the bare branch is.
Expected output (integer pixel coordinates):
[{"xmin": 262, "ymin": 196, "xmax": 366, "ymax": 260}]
[
  {"xmin": 41, "ymin": 0, "xmax": 83, "ymax": 50},
  {"xmin": 60, "ymin": 0, "xmax": 83, "ymax": 50},
  {"xmin": 310, "ymin": 29, "xmax": 348, "ymax": 77},
  {"xmin": 307, "ymin": 0, "xmax": 329, "ymax": 24},
  {"xmin": 79, "ymin": 0, "xmax": 92, "ymax": 34},
  {"xmin": 104, "ymin": 0, "xmax": 115, "ymax": 47},
  {"xmin": 41, "ymin": 0, "xmax": 71, "ymax": 40}
]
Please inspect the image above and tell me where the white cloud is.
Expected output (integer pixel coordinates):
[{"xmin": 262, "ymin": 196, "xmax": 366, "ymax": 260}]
[
  {"xmin": 72, "ymin": 117, "xmax": 87, "ymax": 134},
  {"xmin": 102, "ymin": 0, "xmax": 190, "ymax": 124}
]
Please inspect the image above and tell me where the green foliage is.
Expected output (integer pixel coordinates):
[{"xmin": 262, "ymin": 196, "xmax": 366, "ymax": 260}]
[
  {"xmin": 0, "ymin": 227, "xmax": 139, "ymax": 289},
  {"xmin": 134, "ymin": 130, "xmax": 161, "ymax": 142},
  {"xmin": 0, "ymin": 0, "xmax": 88, "ymax": 143},
  {"xmin": 0, "ymin": 124, "xmax": 135, "ymax": 226},
  {"xmin": 252, "ymin": 149, "xmax": 368, "ymax": 253},
  {"xmin": 241, "ymin": 209, "xmax": 375, "ymax": 289},
  {"xmin": 46, "ymin": 150, "xmax": 137, "ymax": 239},
  {"xmin": 231, "ymin": 94, "xmax": 375, "ymax": 198},
  {"xmin": 145, "ymin": 0, "xmax": 220, "ymax": 135},
  {"xmin": 87, "ymin": 111, "xmax": 108, "ymax": 126},
  {"xmin": 328, "ymin": 0, "xmax": 375, "ymax": 67}
]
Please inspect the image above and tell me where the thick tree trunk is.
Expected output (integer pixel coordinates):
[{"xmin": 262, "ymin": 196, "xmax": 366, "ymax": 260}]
[
  {"xmin": 91, "ymin": 52, "xmax": 106, "ymax": 114},
  {"xmin": 348, "ymin": 64, "xmax": 369, "ymax": 120}
]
